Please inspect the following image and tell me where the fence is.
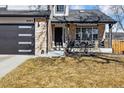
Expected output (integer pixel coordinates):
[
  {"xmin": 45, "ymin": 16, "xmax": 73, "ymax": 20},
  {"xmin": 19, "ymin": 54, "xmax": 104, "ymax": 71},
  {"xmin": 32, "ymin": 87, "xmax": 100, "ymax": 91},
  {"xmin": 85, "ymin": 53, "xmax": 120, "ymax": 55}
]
[{"xmin": 112, "ymin": 40, "xmax": 124, "ymax": 54}]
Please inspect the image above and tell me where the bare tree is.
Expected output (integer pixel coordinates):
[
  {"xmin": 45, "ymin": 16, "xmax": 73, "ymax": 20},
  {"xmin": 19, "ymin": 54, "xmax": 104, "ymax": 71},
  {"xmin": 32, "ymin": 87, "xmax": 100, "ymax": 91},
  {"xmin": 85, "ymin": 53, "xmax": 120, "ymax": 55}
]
[{"xmin": 97, "ymin": 5, "xmax": 124, "ymax": 32}]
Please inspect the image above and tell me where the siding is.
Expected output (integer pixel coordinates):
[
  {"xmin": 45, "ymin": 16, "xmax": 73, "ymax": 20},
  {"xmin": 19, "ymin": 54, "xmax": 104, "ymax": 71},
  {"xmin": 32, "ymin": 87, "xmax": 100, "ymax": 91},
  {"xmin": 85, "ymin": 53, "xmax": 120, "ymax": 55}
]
[
  {"xmin": 98, "ymin": 24, "xmax": 105, "ymax": 40},
  {"xmin": 0, "ymin": 17, "xmax": 34, "ymax": 24},
  {"xmin": 68, "ymin": 23, "xmax": 76, "ymax": 41}
]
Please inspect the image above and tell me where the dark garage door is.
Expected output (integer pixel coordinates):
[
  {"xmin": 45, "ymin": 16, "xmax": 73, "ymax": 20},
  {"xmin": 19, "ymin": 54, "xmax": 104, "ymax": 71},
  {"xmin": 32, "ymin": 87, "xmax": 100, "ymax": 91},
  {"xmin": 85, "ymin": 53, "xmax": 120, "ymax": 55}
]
[{"xmin": 0, "ymin": 24, "xmax": 35, "ymax": 55}]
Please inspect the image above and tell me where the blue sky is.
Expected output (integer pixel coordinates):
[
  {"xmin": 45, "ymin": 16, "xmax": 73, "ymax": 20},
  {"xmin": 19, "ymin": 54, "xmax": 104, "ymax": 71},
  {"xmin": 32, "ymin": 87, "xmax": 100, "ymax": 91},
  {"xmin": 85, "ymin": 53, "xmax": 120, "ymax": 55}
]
[
  {"xmin": 70, "ymin": 5, "xmax": 124, "ymax": 32},
  {"xmin": 70, "ymin": 5, "xmax": 97, "ymax": 10}
]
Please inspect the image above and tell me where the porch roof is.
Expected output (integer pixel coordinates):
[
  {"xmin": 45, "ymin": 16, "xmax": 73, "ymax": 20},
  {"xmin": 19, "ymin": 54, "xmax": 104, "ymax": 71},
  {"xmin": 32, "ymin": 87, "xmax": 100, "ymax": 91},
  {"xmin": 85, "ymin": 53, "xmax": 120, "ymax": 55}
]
[
  {"xmin": 51, "ymin": 10, "xmax": 117, "ymax": 24},
  {"xmin": 0, "ymin": 10, "xmax": 50, "ymax": 17}
]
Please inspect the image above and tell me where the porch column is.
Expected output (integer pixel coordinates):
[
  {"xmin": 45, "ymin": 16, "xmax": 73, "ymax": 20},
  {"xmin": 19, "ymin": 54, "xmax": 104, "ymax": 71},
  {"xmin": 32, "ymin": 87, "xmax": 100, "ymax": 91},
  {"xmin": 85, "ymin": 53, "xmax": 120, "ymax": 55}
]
[
  {"xmin": 108, "ymin": 24, "xmax": 113, "ymax": 48},
  {"xmin": 65, "ymin": 24, "xmax": 70, "ymax": 43},
  {"xmin": 51, "ymin": 24, "xmax": 55, "ymax": 48}
]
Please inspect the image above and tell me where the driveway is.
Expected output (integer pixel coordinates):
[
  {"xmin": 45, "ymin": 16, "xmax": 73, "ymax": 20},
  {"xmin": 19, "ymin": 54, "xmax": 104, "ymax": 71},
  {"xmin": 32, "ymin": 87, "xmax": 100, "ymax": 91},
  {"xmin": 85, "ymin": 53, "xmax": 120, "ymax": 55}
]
[{"xmin": 0, "ymin": 55, "xmax": 32, "ymax": 78}]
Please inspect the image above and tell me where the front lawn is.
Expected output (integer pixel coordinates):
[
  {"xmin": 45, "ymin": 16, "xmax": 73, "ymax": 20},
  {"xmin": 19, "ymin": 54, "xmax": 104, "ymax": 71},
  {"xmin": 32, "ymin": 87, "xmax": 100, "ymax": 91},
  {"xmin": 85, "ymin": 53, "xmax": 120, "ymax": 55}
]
[{"xmin": 0, "ymin": 54, "xmax": 124, "ymax": 88}]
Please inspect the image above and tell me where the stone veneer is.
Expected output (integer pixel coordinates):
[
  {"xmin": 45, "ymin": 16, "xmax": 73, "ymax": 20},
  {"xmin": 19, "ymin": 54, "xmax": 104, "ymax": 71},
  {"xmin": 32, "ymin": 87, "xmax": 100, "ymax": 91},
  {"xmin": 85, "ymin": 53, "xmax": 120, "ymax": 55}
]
[{"xmin": 35, "ymin": 18, "xmax": 47, "ymax": 55}]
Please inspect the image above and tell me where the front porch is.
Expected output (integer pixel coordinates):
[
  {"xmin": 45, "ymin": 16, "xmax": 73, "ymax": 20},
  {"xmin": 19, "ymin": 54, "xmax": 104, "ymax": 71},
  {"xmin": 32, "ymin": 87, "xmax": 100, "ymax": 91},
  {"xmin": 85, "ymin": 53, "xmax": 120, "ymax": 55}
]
[{"xmin": 49, "ymin": 23, "xmax": 113, "ymax": 54}]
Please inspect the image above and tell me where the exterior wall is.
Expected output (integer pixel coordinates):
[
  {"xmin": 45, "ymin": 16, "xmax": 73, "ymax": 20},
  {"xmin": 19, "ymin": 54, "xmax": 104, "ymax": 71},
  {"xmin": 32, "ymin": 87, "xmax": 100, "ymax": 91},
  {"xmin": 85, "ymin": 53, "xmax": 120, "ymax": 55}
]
[
  {"xmin": 98, "ymin": 24, "xmax": 105, "ymax": 41},
  {"xmin": 68, "ymin": 23, "xmax": 76, "ymax": 41},
  {"xmin": 35, "ymin": 18, "xmax": 47, "ymax": 55}
]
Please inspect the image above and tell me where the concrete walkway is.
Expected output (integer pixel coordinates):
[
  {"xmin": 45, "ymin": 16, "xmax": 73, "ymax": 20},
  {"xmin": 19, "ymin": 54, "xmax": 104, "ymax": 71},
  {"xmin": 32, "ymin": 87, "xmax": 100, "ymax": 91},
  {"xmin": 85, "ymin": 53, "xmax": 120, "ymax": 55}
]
[
  {"xmin": 0, "ymin": 55, "xmax": 32, "ymax": 78},
  {"xmin": 0, "ymin": 51, "xmax": 64, "ymax": 78},
  {"xmin": 40, "ymin": 51, "xmax": 64, "ymax": 57}
]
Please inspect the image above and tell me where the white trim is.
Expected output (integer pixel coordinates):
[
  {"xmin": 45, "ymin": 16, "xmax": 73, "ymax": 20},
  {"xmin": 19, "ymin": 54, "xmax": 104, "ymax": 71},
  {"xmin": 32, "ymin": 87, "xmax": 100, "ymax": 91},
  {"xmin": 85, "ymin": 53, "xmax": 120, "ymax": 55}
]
[
  {"xmin": 55, "ymin": 5, "xmax": 65, "ymax": 13},
  {"xmin": 18, "ymin": 26, "xmax": 32, "ymax": 29},
  {"xmin": 99, "ymin": 48, "xmax": 112, "ymax": 53},
  {"xmin": 18, "ymin": 42, "xmax": 32, "ymax": 44},
  {"xmin": 18, "ymin": 34, "xmax": 32, "ymax": 37},
  {"xmin": 76, "ymin": 27, "xmax": 98, "ymax": 41},
  {"xmin": 53, "ymin": 5, "xmax": 69, "ymax": 16},
  {"xmin": 18, "ymin": 50, "xmax": 32, "ymax": 52}
]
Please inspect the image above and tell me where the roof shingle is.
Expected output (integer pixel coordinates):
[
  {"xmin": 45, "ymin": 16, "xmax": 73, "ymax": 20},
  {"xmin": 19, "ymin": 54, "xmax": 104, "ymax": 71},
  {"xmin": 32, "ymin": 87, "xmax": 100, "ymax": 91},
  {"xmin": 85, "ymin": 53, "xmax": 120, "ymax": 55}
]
[
  {"xmin": 0, "ymin": 10, "xmax": 50, "ymax": 17},
  {"xmin": 52, "ymin": 10, "xmax": 117, "ymax": 24}
]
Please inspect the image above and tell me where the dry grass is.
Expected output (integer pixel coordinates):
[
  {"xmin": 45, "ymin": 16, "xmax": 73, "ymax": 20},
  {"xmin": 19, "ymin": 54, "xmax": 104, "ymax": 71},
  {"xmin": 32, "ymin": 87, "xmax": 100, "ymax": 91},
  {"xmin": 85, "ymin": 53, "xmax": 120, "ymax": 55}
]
[{"xmin": 0, "ymin": 54, "xmax": 124, "ymax": 88}]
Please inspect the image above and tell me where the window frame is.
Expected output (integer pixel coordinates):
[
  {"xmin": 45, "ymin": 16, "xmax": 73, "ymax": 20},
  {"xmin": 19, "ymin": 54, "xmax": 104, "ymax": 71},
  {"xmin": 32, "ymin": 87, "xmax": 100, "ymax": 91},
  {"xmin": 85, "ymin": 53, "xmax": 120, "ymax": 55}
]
[
  {"xmin": 55, "ymin": 5, "xmax": 65, "ymax": 13},
  {"xmin": 76, "ymin": 27, "xmax": 98, "ymax": 41}
]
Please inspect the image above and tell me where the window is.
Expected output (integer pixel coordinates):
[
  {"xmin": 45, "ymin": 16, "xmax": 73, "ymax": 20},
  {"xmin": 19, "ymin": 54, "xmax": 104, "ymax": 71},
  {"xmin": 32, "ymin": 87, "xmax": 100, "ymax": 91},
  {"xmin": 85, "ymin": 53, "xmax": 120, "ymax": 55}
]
[
  {"xmin": 56, "ymin": 5, "xmax": 65, "ymax": 13},
  {"xmin": 76, "ymin": 27, "xmax": 98, "ymax": 41},
  {"xmin": 76, "ymin": 28, "xmax": 81, "ymax": 40}
]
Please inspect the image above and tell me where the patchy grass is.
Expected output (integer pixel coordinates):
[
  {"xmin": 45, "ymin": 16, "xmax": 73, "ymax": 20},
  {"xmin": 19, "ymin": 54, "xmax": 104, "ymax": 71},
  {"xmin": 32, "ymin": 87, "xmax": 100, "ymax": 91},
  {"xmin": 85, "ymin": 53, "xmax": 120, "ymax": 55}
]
[{"xmin": 0, "ymin": 54, "xmax": 124, "ymax": 88}]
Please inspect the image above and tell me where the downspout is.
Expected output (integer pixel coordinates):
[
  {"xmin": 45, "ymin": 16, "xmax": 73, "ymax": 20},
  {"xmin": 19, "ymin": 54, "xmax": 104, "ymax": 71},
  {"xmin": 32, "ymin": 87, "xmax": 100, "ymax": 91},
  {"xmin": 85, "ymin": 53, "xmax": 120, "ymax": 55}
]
[
  {"xmin": 46, "ymin": 6, "xmax": 51, "ymax": 53},
  {"xmin": 46, "ymin": 17, "xmax": 49, "ymax": 53}
]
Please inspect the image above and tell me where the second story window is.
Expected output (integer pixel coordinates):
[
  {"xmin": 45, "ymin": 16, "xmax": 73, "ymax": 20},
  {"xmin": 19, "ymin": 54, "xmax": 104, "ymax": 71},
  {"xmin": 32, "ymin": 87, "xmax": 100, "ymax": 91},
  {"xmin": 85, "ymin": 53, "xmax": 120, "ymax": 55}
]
[{"xmin": 56, "ymin": 5, "xmax": 65, "ymax": 13}]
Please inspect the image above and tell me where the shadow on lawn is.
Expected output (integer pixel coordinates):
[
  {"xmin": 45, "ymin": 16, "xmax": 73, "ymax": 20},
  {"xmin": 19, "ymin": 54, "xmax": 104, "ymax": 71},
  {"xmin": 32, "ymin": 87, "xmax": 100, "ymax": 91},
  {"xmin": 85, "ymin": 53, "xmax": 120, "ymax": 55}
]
[
  {"xmin": 70, "ymin": 54, "xmax": 124, "ymax": 74},
  {"xmin": 72, "ymin": 54, "xmax": 124, "ymax": 64},
  {"xmin": 93, "ymin": 54, "xmax": 124, "ymax": 64}
]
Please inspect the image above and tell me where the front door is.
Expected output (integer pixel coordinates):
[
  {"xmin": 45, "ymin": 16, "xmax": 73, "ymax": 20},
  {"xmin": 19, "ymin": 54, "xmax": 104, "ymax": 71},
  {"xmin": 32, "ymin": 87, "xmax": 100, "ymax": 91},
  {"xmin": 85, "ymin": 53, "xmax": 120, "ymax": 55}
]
[{"xmin": 55, "ymin": 27, "xmax": 63, "ymax": 46}]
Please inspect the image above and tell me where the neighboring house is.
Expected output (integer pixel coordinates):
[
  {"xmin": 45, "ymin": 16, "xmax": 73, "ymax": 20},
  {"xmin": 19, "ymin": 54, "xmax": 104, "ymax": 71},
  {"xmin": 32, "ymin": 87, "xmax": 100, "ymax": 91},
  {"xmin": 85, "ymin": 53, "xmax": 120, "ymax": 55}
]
[
  {"xmin": 0, "ymin": 5, "xmax": 116, "ymax": 55},
  {"xmin": 109, "ymin": 32, "xmax": 124, "ymax": 40}
]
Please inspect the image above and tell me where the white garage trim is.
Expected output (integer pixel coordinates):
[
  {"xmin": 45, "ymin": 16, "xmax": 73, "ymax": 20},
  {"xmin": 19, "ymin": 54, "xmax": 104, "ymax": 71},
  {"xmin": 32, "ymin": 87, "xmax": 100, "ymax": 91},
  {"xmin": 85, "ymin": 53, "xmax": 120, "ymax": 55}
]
[
  {"xmin": 18, "ymin": 42, "xmax": 32, "ymax": 45},
  {"xmin": 18, "ymin": 34, "xmax": 32, "ymax": 37},
  {"xmin": 18, "ymin": 50, "xmax": 32, "ymax": 52},
  {"xmin": 18, "ymin": 26, "xmax": 32, "ymax": 29}
]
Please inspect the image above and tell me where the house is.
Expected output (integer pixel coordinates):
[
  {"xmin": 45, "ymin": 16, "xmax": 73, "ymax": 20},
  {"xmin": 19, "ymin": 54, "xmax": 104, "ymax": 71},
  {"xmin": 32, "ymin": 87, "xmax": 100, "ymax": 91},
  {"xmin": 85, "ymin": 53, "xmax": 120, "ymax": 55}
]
[
  {"xmin": 0, "ymin": 5, "xmax": 50, "ymax": 55},
  {"xmin": 0, "ymin": 5, "xmax": 116, "ymax": 55}
]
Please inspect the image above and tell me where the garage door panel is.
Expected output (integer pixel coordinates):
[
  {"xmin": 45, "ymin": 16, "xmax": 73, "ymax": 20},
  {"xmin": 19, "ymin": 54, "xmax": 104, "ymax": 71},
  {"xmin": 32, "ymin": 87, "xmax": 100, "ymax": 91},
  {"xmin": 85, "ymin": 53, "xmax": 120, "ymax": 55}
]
[
  {"xmin": 18, "ymin": 39, "xmax": 34, "ymax": 43},
  {"xmin": 0, "ymin": 25, "xmax": 18, "ymax": 30},
  {"xmin": 0, "ymin": 31, "xmax": 18, "ymax": 39},
  {"xmin": 18, "ymin": 44, "xmax": 34, "ymax": 48},
  {"xmin": 18, "ymin": 29, "xmax": 34, "ymax": 33},
  {"xmin": 0, "ymin": 24, "xmax": 35, "ymax": 55}
]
